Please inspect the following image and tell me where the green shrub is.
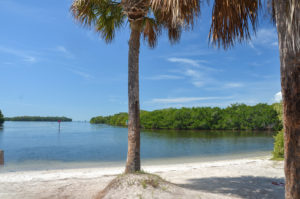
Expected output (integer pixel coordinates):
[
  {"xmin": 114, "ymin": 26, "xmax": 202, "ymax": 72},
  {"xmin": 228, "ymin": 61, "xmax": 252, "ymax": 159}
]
[{"xmin": 272, "ymin": 130, "xmax": 284, "ymax": 160}]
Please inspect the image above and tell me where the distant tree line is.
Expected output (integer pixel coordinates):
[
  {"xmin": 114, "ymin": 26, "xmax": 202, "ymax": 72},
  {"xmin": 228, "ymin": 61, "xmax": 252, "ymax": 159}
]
[
  {"xmin": 91, "ymin": 103, "xmax": 283, "ymax": 131},
  {"xmin": 5, "ymin": 116, "xmax": 72, "ymax": 122},
  {"xmin": 0, "ymin": 110, "xmax": 4, "ymax": 125}
]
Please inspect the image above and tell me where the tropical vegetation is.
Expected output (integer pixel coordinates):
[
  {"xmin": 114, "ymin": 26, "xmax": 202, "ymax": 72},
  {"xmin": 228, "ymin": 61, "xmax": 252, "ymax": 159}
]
[
  {"xmin": 5, "ymin": 116, "xmax": 72, "ymax": 122},
  {"xmin": 273, "ymin": 130, "xmax": 284, "ymax": 160},
  {"xmin": 272, "ymin": 101, "xmax": 283, "ymax": 122},
  {"xmin": 91, "ymin": 103, "xmax": 282, "ymax": 131},
  {"xmin": 272, "ymin": 101, "xmax": 284, "ymax": 160},
  {"xmin": 0, "ymin": 110, "xmax": 4, "ymax": 125}
]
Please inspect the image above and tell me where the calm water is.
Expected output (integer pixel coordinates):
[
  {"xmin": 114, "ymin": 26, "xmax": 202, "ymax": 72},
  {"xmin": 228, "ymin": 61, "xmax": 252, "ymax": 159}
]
[{"xmin": 0, "ymin": 122, "xmax": 275, "ymax": 171}]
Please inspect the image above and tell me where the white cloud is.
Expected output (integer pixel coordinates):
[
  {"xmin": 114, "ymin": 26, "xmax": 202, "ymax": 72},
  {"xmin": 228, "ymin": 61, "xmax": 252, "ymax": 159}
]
[
  {"xmin": 167, "ymin": 57, "xmax": 223, "ymax": 88},
  {"xmin": 150, "ymin": 96, "xmax": 231, "ymax": 104},
  {"xmin": 145, "ymin": 75, "xmax": 184, "ymax": 80},
  {"xmin": 272, "ymin": 41, "xmax": 279, "ymax": 46},
  {"xmin": 224, "ymin": 83, "xmax": 244, "ymax": 88},
  {"xmin": 248, "ymin": 41, "xmax": 262, "ymax": 55},
  {"xmin": 192, "ymin": 81, "xmax": 205, "ymax": 87},
  {"xmin": 169, "ymin": 50, "xmax": 211, "ymax": 57},
  {"xmin": 168, "ymin": 57, "xmax": 200, "ymax": 67},
  {"xmin": 57, "ymin": 46, "xmax": 68, "ymax": 53},
  {"xmin": 274, "ymin": 91, "xmax": 282, "ymax": 102},
  {"xmin": 56, "ymin": 46, "xmax": 74, "ymax": 58},
  {"xmin": 185, "ymin": 69, "xmax": 202, "ymax": 78},
  {"xmin": 169, "ymin": 68, "xmax": 213, "ymax": 88},
  {"xmin": 251, "ymin": 28, "xmax": 278, "ymax": 49},
  {"xmin": 167, "ymin": 57, "xmax": 216, "ymax": 71},
  {"xmin": 0, "ymin": 46, "xmax": 37, "ymax": 63},
  {"xmin": 167, "ymin": 58, "xmax": 245, "ymax": 89},
  {"xmin": 184, "ymin": 69, "xmax": 207, "ymax": 87},
  {"xmin": 69, "ymin": 69, "xmax": 94, "ymax": 80},
  {"xmin": 249, "ymin": 41, "xmax": 255, "ymax": 49},
  {"xmin": 24, "ymin": 56, "xmax": 37, "ymax": 63}
]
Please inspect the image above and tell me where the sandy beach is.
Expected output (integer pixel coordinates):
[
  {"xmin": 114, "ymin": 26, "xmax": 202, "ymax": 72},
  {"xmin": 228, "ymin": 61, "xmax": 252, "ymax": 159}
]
[{"xmin": 0, "ymin": 156, "xmax": 284, "ymax": 199}]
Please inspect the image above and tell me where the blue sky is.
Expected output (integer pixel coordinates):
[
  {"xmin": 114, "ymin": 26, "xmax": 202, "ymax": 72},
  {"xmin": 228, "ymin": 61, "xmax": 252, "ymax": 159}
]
[{"xmin": 0, "ymin": 0, "xmax": 282, "ymax": 121}]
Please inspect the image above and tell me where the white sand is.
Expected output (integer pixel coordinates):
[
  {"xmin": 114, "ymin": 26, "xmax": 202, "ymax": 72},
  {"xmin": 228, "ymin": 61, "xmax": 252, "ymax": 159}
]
[{"xmin": 0, "ymin": 156, "xmax": 284, "ymax": 199}]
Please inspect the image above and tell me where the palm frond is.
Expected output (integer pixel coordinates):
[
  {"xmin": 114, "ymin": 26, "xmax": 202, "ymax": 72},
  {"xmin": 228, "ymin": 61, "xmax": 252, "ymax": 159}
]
[
  {"xmin": 167, "ymin": 26, "xmax": 182, "ymax": 44},
  {"xmin": 209, "ymin": 0, "xmax": 261, "ymax": 49},
  {"xmin": 71, "ymin": 0, "xmax": 125, "ymax": 43},
  {"xmin": 143, "ymin": 17, "xmax": 162, "ymax": 48},
  {"xmin": 150, "ymin": 0, "xmax": 200, "ymax": 28},
  {"xmin": 150, "ymin": 9, "xmax": 182, "ymax": 44}
]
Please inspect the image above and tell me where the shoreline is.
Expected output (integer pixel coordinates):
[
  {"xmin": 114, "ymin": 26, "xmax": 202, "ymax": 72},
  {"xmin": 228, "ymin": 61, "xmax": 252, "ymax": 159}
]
[
  {"xmin": 0, "ymin": 150, "xmax": 272, "ymax": 173},
  {"xmin": 0, "ymin": 154, "xmax": 273, "ymax": 182},
  {"xmin": 0, "ymin": 155, "xmax": 284, "ymax": 199}
]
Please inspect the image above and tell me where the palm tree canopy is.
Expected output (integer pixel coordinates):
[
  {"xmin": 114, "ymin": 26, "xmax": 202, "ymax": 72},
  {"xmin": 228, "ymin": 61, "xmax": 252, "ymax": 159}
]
[
  {"xmin": 72, "ymin": 0, "xmax": 299, "ymax": 51},
  {"xmin": 71, "ymin": 0, "xmax": 200, "ymax": 47},
  {"xmin": 209, "ymin": 0, "xmax": 300, "ymax": 51}
]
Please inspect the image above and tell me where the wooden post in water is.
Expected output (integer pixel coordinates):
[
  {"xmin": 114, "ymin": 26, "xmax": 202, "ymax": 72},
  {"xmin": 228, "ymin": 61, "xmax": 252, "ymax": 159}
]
[
  {"xmin": 58, "ymin": 120, "xmax": 61, "ymax": 132},
  {"xmin": 0, "ymin": 150, "xmax": 4, "ymax": 165}
]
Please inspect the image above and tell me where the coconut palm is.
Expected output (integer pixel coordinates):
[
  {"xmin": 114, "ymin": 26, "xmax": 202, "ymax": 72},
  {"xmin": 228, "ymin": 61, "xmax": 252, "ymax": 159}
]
[
  {"xmin": 208, "ymin": 0, "xmax": 300, "ymax": 198},
  {"xmin": 71, "ymin": 0, "xmax": 200, "ymax": 173}
]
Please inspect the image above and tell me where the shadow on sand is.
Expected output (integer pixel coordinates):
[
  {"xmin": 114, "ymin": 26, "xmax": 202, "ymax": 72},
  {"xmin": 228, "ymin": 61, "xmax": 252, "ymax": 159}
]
[{"xmin": 178, "ymin": 176, "xmax": 284, "ymax": 199}]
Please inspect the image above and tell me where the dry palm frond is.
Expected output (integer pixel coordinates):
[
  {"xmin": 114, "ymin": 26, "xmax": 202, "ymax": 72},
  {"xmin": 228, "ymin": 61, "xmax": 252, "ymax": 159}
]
[
  {"xmin": 71, "ymin": 0, "xmax": 125, "ymax": 42},
  {"xmin": 151, "ymin": 10, "xmax": 182, "ymax": 44},
  {"xmin": 167, "ymin": 25, "xmax": 182, "ymax": 44},
  {"xmin": 150, "ymin": 0, "xmax": 200, "ymax": 28},
  {"xmin": 150, "ymin": 0, "xmax": 200, "ymax": 45},
  {"xmin": 143, "ymin": 17, "xmax": 162, "ymax": 48},
  {"xmin": 209, "ymin": 0, "xmax": 261, "ymax": 49}
]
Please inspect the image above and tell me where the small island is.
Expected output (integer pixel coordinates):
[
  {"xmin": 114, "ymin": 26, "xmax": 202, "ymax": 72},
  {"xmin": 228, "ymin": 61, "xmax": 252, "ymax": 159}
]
[
  {"xmin": 91, "ymin": 103, "xmax": 283, "ymax": 131},
  {"xmin": 5, "ymin": 116, "xmax": 72, "ymax": 122}
]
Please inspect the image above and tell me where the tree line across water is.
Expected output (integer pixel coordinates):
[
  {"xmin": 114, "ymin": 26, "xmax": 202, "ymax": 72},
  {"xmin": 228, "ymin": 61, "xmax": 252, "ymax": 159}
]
[
  {"xmin": 91, "ymin": 103, "xmax": 283, "ymax": 131},
  {"xmin": 4, "ymin": 116, "xmax": 72, "ymax": 122}
]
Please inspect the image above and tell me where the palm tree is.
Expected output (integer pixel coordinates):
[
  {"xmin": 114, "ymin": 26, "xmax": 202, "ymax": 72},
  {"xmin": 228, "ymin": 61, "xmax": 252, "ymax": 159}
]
[
  {"xmin": 208, "ymin": 0, "xmax": 300, "ymax": 198},
  {"xmin": 71, "ymin": 0, "xmax": 200, "ymax": 173}
]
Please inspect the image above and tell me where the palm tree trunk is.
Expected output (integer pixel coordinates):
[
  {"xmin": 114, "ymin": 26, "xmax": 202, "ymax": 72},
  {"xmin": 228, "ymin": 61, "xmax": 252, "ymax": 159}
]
[
  {"xmin": 274, "ymin": 1, "xmax": 300, "ymax": 198},
  {"xmin": 125, "ymin": 21, "xmax": 142, "ymax": 173}
]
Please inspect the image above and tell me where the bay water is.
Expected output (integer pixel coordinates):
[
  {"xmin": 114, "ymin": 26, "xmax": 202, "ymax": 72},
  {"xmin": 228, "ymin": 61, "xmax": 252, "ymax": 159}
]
[{"xmin": 0, "ymin": 121, "xmax": 275, "ymax": 172}]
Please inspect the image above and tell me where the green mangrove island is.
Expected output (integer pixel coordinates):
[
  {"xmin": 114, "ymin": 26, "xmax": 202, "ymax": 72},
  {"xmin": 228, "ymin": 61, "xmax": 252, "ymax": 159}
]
[
  {"xmin": 91, "ymin": 103, "xmax": 283, "ymax": 131},
  {"xmin": 5, "ymin": 116, "xmax": 72, "ymax": 122}
]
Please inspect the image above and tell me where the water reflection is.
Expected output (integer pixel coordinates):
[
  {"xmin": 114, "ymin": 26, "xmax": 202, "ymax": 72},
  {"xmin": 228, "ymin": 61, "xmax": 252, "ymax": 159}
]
[{"xmin": 142, "ymin": 129, "xmax": 274, "ymax": 139}]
